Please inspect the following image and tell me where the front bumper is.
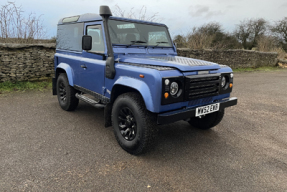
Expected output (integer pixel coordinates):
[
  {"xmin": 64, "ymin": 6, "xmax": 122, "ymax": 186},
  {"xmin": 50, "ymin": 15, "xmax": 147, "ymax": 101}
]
[{"xmin": 157, "ymin": 97, "xmax": 237, "ymax": 125}]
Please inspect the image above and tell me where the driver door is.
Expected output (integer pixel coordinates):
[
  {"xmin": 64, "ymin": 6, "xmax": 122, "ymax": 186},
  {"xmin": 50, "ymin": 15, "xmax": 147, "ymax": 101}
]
[{"xmin": 78, "ymin": 22, "xmax": 106, "ymax": 95}]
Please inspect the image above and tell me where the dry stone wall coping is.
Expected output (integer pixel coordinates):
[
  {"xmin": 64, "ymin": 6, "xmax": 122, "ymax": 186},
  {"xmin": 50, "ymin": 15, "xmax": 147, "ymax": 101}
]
[
  {"xmin": 177, "ymin": 48, "xmax": 278, "ymax": 69},
  {"xmin": 0, "ymin": 43, "xmax": 56, "ymax": 49}
]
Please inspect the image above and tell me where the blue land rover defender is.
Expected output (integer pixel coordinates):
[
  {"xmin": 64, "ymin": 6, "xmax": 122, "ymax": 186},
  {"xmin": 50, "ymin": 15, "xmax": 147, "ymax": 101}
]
[{"xmin": 53, "ymin": 6, "xmax": 237, "ymax": 155}]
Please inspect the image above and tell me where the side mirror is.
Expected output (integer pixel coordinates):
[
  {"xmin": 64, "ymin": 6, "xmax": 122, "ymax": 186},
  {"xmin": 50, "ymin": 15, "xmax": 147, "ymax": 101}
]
[{"xmin": 82, "ymin": 35, "xmax": 92, "ymax": 50}]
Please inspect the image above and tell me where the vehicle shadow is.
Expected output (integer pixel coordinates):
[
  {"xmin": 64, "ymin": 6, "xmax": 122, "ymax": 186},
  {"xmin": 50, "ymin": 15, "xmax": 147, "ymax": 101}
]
[
  {"xmin": 143, "ymin": 118, "xmax": 242, "ymax": 164},
  {"xmin": 62, "ymin": 101, "xmax": 237, "ymax": 161}
]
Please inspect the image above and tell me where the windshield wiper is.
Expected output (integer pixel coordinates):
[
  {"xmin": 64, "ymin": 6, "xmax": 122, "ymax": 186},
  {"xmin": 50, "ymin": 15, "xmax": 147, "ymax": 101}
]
[
  {"xmin": 127, "ymin": 41, "xmax": 147, "ymax": 47},
  {"xmin": 150, "ymin": 41, "xmax": 169, "ymax": 48},
  {"xmin": 112, "ymin": 43, "xmax": 128, "ymax": 46}
]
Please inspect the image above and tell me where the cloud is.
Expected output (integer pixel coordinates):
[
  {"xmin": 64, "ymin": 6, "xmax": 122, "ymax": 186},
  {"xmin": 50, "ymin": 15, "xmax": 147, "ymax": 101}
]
[
  {"xmin": 189, "ymin": 5, "xmax": 224, "ymax": 18},
  {"xmin": 226, "ymin": 5, "xmax": 236, "ymax": 9}
]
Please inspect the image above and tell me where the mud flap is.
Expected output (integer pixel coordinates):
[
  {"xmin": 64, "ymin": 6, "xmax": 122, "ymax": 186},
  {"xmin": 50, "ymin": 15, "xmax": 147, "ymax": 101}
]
[
  {"xmin": 52, "ymin": 78, "xmax": 57, "ymax": 95},
  {"xmin": 104, "ymin": 103, "xmax": 113, "ymax": 127}
]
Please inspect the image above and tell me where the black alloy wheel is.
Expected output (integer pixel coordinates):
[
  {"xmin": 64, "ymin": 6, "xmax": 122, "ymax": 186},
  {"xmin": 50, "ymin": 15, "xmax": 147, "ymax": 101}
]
[
  {"xmin": 56, "ymin": 73, "xmax": 79, "ymax": 111},
  {"xmin": 112, "ymin": 92, "xmax": 157, "ymax": 155},
  {"xmin": 118, "ymin": 107, "xmax": 137, "ymax": 141},
  {"xmin": 58, "ymin": 81, "xmax": 67, "ymax": 103}
]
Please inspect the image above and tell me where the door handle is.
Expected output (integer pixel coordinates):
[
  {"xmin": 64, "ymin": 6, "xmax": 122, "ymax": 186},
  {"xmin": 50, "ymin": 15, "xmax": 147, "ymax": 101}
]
[{"xmin": 81, "ymin": 65, "xmax": 87, "ymax": 69}]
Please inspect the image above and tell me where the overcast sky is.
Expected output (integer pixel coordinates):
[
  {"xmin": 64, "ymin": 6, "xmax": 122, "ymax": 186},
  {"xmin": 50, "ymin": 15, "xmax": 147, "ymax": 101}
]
[{"xmin": 4, "ymin": 0, "xmax": 287, "ymax": 38}]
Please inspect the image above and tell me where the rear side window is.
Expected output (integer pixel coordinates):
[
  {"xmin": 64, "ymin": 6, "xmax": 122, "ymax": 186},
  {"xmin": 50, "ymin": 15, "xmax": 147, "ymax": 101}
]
[
  {"xmin": 87, "ymin": 25, "xmax": 105, "ymax": 53},
  {"xmin": 56, "ymin": 23, "xmax": 84, "ymax": 52}
]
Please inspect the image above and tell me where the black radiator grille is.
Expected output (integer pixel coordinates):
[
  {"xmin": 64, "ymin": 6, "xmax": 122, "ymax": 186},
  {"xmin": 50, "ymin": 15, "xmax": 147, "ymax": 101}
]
[{"xmin": 185, "ymin": 75, "xmax": 220, "ymax": 100}]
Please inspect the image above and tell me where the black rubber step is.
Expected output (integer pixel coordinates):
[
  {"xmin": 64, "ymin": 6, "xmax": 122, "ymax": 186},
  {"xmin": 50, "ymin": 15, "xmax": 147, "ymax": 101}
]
[{"xmin": 75, "ymin": 93, "xmax": 105, "ymax": 108}]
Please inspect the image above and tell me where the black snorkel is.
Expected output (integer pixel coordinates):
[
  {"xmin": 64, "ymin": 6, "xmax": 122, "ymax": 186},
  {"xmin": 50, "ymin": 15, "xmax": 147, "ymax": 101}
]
[{"xmin": 100, "ymin": 6, "xmax": 115, "ymax": 79}]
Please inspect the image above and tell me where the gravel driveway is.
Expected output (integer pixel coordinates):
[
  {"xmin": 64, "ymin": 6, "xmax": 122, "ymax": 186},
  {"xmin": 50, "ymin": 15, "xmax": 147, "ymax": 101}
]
[{"xmin": 0, "ymin": 70, "xmax": 287, "ymax": 191}]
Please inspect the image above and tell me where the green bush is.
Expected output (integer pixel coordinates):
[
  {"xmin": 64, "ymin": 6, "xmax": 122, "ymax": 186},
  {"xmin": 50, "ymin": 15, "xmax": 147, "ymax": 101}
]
[{"xmin": 0, "ymin": 81, "xmax": 52, "ymax": 93}]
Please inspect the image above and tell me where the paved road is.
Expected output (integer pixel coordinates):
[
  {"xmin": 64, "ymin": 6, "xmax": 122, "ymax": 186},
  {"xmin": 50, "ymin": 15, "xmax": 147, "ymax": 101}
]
[{"xmin": 1, "ymin": 70, "xmax": 287, "ymax": 191}]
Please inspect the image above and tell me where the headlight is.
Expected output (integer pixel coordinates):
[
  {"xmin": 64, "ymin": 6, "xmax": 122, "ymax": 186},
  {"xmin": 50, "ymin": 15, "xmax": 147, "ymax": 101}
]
[
  {"xmin": 162, "ymin": 77, "xmax": 184, "ymax": 105},
  {"xmin": 219, "ymin": 73, "xmax": 233, "ymax": 94},
  {"xmin": 221, "ymin": 76, "xmax": 227, "ymax": 88},
  {"xmin": 170, "ymin": 82, "xmax": 179, "ymax": 96}
]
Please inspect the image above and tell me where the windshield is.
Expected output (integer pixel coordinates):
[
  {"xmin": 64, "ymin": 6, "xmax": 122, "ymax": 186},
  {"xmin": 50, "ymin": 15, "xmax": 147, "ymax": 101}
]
[{"xmin": 108, "ymin": 19, "xmax": 173, "ymax": 47}]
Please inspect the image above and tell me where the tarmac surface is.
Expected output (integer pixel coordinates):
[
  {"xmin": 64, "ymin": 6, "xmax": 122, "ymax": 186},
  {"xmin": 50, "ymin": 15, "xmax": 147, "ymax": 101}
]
[{"xmin": 0, "ymin": 70, "xmax": 287, "ymax": 191}]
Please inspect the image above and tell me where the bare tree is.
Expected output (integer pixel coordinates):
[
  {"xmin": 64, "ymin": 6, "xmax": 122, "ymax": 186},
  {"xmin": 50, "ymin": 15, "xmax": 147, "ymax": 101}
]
[
  {"xmin": 271, "ymin": 17, "xmax": 287, "ymax": 51},
  {"xmin": 234, "ymin": 18, "xmax": 267, "ymax": 49},
  {"xmin": 271, "ymin": 17, "xmax": 287, "ymax": 42},
  {"xmin": 112, "ymin": 4, "xmax": 161, "ymax": 22},
  {"xmin": 173, "ymin": 34, "xmax": 187, "ymax": 48},
  {"xmin": 250, "ymin": 18, "xmax": 268, "ymax": 47},
  {"xmin": 186, "ymin": 27, "xmax": 214, "ymax": 49},
  {"xmin": 0, "ymin": 1, "xmax": 46, "ymax": 43},
  {"xmin": 184, "ymin": 22, "xmax": 241, "ymax": 50},
  {"xmin": 197, "ymin": 23, "xmax": 222, "ymax": 35},
  {"xmin": 256, "ymin": 35, "xmax": 278, "ymax": 52},
  {"xmin": 234, "ymin": 20, "xmax": 252, "ymax": 49}
]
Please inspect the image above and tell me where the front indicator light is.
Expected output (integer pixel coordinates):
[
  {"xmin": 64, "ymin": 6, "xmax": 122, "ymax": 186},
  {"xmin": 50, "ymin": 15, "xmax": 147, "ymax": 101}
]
[
  {"xmin": 230, "ymin": 83, "xmax": 233, "ymax": 88},
  {"xmin": 165, "ymin": 79, "xmax": 170, "ymax": 85},
  {"xmin": 164, "ymin": 92, "xmax": 169, "ymax": 99}
]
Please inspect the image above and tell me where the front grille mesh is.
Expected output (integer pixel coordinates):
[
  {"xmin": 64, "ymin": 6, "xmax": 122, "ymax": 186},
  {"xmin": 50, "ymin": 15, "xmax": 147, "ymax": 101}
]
[{"xmin": 186, "ymin": 75, "xmax": 220, "ymax": 100}]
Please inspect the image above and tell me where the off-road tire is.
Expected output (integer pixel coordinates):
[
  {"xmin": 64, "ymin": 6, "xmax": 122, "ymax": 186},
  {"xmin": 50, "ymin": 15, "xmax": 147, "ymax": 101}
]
[
  {"xmin": 188, "ymin": 110, "xmax": 225, "ymax": 130},
  {"xmin": 57, "ymin": 73, "xmax": 79, "ymax": 111},
  {"xmin": 112, "ymin": 92, "xmax": 157, "ymax": 155}
]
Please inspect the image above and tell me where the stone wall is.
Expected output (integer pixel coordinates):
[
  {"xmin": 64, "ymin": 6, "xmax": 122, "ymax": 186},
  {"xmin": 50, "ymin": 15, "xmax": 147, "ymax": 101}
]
[
  {"xmin": 0, "ymin": 43, "xmax": 55, "ymax": 82},
  {"xmin": 0, "ymin": 43, "xmax": 280, "ymax": 82},
  {"xmin": 177, "ymin": 48, "xmax": 278, "ymax": 69},
  {"xmin": 278, "ymin": 59, "xmax": 287, "ymax": 68}
]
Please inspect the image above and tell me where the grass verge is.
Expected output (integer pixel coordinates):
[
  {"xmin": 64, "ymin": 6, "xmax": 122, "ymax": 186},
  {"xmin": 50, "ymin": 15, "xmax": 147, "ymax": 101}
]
[
  {"xmin": 0, "ymin": 81, "xmax": 52, "ymax": 94},
  {"xmin": 233, "ymin": 66, "xmax": 282, "ymax": 72},
  {"xmin": 0, "ymin": 67, "xmax": 285, "ymax": 94}
]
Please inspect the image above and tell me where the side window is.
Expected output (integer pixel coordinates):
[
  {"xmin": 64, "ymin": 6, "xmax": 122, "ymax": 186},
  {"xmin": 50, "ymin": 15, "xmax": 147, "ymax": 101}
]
[
  {"xmin": 87, "ymin": 25, "xmax": 105, "ymax": 53},
  {"xmin": 56, "ymin": 23, "xmax": 84, "ymax": 51}
]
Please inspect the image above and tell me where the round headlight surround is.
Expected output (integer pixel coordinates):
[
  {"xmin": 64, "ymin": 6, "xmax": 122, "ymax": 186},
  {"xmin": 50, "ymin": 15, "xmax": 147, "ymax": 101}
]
[
  {"xmin": 170, "ymin": 82, "xmax": 179, "ymax": 96},
  {"xmin": 221, "ymin": 76, "xmax": 227, "ymax": 88},
  {"xmin": 221, "ymin": 75, "xmax": 230, "ymax": 90}
]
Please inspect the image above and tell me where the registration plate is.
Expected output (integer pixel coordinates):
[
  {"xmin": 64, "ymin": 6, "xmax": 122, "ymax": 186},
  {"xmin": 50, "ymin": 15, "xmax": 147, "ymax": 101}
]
[{"xmin": 195, "ymin": 103, "xmax": 220, "ymax": 117}]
